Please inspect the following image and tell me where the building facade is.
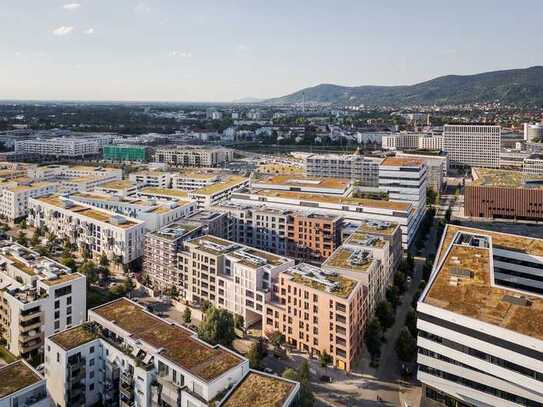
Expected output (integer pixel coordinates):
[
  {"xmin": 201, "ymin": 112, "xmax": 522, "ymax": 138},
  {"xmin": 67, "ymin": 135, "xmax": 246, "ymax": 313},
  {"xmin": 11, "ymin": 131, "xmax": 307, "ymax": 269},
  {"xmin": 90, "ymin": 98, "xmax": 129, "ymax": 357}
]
[
  {"xmin": 103, "ymin": 145, "xmax": 149, "ymax": 162},
  {"xmin": 153, "ymin": 146, "xmax": 234, "ymax": 167},
  {"xmin": 443, "ymin": 124, "xmax": 501, "ymax": 168}
]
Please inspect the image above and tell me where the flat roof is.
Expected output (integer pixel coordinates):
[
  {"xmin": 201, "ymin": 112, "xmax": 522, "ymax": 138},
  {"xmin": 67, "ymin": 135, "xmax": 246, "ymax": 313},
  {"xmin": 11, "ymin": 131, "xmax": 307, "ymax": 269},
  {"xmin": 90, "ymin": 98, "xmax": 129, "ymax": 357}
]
[
  {"xmin": 6, "ymin": 182, "xmax": 54, "ymax": 193},
  {"xmin": 99, "ymin": 180, "xmax": 136, "ymax": 190},
  {"xmin": 40, "ymin": 272, "xmax": 84, "ymax": 286},
  {"xmin": 289, "ymin": 271, "xmax": 357, "ymax": 299},
  {"xmin": 140, "ymin": 187, "xmax": 189, "ymax": 199},
  {"xmin": 251, "ymin": 190, "xmax": 411, "ymax": 211},
  {"xmin": 254, "ymin": 175, "xmax": 350, "ymax": 190},
  {"xmin": 92, "ymin": 299, "xmax": 243, "ymax": 381},
  {"xmin": 0, "ymin": 360, "xmax": 42, "ymax": 399},
  {"xmin": 472, "ymin": 168, "xmax": 543, "ymax": 189},
  {"xmin": 193, "ymin": 175, "xmax": 247, "ymax": 196},
  {"xmin": 222, "ymin": 371, "xmax": 297, "ymax": 407},
  {"xmin": 175, "ymin": 170, "xmax": 219, "ymax": 180},
  {"xmin": 424, "ymin": 225, "xmax": 543, "ymax": 341},
  {"xmin": 350, "ymin": 220, "xmax": 399, "ymax": 237},
  {"xmin": 324, "ymin": 246, "xmax": 375, "ymax": 272},
  {"xmin": 49, "ymin": 324, "xmax": 98, "ymax": 350},
  {"xmin": 257, "ymin": 163, "xmax": 304, "ymax": 174},
  {"xmin": 381, "ymin": 157, "xmax": 425, "ymax": 167}
]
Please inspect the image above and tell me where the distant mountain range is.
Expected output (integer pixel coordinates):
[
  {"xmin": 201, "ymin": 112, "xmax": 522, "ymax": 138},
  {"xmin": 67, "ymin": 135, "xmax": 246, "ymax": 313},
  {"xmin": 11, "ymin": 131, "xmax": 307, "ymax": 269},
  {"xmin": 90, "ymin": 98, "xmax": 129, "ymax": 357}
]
[{"xmin": 263, "ymin": 66, "xmax": 543, "ymax": 107}]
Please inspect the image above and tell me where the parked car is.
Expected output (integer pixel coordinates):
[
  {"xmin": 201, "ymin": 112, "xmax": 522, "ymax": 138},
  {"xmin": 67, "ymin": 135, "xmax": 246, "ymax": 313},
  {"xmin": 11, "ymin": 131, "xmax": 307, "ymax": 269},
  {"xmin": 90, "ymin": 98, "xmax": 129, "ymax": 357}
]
[{"xmin": 319, "ymin": 375, "xmax": 333, "ymax": 383}]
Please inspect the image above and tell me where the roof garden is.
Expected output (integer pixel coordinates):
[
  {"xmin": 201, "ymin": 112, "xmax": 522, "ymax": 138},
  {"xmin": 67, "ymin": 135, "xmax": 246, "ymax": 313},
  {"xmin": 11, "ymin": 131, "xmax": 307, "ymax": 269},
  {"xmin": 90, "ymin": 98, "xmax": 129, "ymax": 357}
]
[
  {"xmin": 289, "ymin": 269, "xmax": 357, "ymax": 299},
  {"xmin": 140, "ymin": 187, "xmax": 189, "ymax": 199},
  {"xmin": 91, "ymin": 298, "xmax": 243, "ymax": 381},
  {"xmin": 222, "ymin": 371, "xmax": 297, "ymax": 407},
  {"xmin": 381, "ymin": 157, "xmax": 425, "ymax": 167},
  {"xmin": 424, "ymin": 226, "xmax": 543, "ymax": 341},
  {"xmin": 49, "ymin": 323, "xmax": 98, "ymax": 350},
  {"xmin": 324, "ymin": 247, "xmax": 374, "ymax": 272},
  {"xmin": 471, "ymin": 168, "xmax": 543, "ymax": 189},
  {"xmin": 193, "ymin": 175, "xmax": 247, "ymax": 196},
  {"xmin": 0, "ymin": 360, "xmax": 42, "ymax": 399},
  {"xmin": 254, "ymin": 175, "xmax": 349, "ymax": 190}
]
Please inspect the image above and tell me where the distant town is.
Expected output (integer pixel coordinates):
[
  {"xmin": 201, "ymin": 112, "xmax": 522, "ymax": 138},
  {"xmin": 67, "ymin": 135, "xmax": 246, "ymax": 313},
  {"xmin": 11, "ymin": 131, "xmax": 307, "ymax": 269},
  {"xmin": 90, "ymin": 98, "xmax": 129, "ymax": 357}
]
[{"xmin": 0, "ymin": 100, "xmax": 541, "ymax": 407}]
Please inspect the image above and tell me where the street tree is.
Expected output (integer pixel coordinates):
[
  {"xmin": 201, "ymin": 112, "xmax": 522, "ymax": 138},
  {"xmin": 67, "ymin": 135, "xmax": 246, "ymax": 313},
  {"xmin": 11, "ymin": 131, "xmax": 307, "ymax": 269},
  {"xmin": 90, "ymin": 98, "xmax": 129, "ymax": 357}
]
[
  {"xmin": 364, "ymin": 318, "xmax": 383, "ymax": 363},
  {"xmin": 395, "ymin": 327, "xmax": 417, "ymax": 363},
  {"xmin": 375, "ymin": 301, "xmax": 395, "ymax": 330},
  {"xmin": 198, "ymin": 306, "xmax": 235, "ymax": 346},
  {"xmin": 183, "ymin": 307, "xmax": 192, "ymax": 324}
]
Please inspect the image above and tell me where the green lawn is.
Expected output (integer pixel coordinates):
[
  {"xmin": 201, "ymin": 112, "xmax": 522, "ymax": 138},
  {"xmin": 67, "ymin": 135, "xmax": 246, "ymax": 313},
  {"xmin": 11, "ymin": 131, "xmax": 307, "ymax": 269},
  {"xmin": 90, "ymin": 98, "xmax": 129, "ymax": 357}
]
[
  {"xmin": 87, "ymin": 286, "xmax": 121, "ymax": 310},
  {"xmin": 0, "ymin": 345, "xmax": 17, "ymax": 364}
]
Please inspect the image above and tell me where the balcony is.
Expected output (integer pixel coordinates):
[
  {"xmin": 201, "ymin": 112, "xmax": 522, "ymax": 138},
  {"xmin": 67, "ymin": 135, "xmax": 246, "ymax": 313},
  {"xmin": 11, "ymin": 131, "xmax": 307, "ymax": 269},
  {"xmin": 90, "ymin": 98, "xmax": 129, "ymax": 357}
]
[
  {"xmin": 20, "ymin": 310, "xmax": 43, "ymax": 322},
  {"xmin": 19, "ymin": 318, "xmax": 42, "ymax": 333}
]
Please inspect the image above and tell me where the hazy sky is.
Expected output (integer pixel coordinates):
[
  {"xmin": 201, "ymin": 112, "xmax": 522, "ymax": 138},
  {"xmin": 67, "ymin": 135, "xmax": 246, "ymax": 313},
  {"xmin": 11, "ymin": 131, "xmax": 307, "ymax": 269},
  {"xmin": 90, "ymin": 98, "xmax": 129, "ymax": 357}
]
[{"xmin": 1, "ymin": 0, "xmax": 542, "ymax": 102}]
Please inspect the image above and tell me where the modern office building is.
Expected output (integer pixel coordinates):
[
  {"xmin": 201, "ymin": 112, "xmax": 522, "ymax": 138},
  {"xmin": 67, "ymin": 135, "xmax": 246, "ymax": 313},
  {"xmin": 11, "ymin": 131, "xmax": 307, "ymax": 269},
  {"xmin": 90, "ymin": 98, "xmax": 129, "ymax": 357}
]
[
  {"xmin": 304, "ymin": 153, "xmax": 382, "ymax": 186},
  {"xmin": 395, "ymin": 152, "xmax": 448, "ymax": 192},
  {"xmin": 252, "ymin": 175, "xmax": 352, "ymax": 196},
  {"xmin": 94, "ymin": 180, "xmax": 138, "ymax": 197},
  {"xmin": 129, "ymin": 171, "xmax": 171, "ymax": 189},
  {"xmin": 523, "ymin": 153, "xmax": 543, "ymax": 177},
  {"xmin": 0, "ymin": 360, "xmax": 48, "ymax": 407},
  {"xmin": 464, "ymin": 168, "xmax": 543, "ymax": 221},
  {"xmin": 102, "ymin": 145, "xmax": 149, "ymax": 162},
  {"xmin": 28, "ymin": 196, "xmax": 146, "ymax": 264},
  {"xmin": 0, "ymin": 241, "xmax": 86, "ymax": 358},
  {"xmin": 153, "ymin": 146, "xmax": 234, "ymax": 167},
  {"xmin": 171, "ymin": 171, "xmax": 220, "ymax": 191},
  {"xmin": 188, "ymin": 175, "xmax": 249, "ymax": 209},
  {"xmin": 523, "ymin": 122, "xmax": 543, "ymax": 142},
  {"xmin": 417, "ymin": 225, "xmax": 543, "ymax": 407},
  {"xmin": 382, "ymin": 133, "xmax": 444, "ymax": 151},
  {"xmin": 443, "ymin": 124, "xmax": 501, "ymax": 168}
]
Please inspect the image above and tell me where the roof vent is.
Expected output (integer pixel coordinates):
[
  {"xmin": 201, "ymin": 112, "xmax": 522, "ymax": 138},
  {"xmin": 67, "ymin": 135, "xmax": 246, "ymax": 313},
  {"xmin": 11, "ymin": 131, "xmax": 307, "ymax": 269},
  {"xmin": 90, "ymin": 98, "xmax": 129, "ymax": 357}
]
[
  {"xmin": 502, "ymin": 295, "xmax": 531, "ymax": 307},
  {"xmin": 110, "ymin": 215, "xmax": 127, "ymax": 225},
  {"xmin": 450, "ymin": 267, "xmax": 472, "ymax": 279}
]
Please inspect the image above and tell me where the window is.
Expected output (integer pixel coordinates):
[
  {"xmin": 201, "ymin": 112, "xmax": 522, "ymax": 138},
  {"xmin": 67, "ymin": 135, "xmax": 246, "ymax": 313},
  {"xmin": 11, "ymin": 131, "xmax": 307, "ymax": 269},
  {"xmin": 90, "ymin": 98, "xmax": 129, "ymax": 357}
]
[
  {"xmin": 89, "ymin": 358, "xmax": 95, "ymax": 366},
  {"xmin": 54, "ymin": 321, "xmax": 60, "ymax": 330},
  {"xmin": 67, "ymin": 306, "xmax": 72, "ymax": 315},
  {"xmin": 54, "ymin": 285, "xmax": 72, "ymax": 298},
  {"xmin": 54, "ymin": 311, "xmax": 60, "ymax": 319},
  {"xmin": 66, "ymin": 316, "xmax": 72, "ymax": 325},
  {"xmin": 67, "ymin": 297, "xmax": 72, "ymax": 305},
  {"xmin": 54, "ymin": 300, "xmax": 60, "ymax": 309},
  {"xmin": 89, "ymin": 384, "xmax": 94, "ymax": 391},
  {"xmin": 90, "ymin": 346, "xmax": 95, "ymax": 354}
]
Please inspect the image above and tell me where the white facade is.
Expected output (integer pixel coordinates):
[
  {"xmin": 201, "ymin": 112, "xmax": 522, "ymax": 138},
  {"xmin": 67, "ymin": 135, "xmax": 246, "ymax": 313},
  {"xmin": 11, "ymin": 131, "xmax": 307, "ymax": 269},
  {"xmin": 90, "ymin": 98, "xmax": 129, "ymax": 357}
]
[
  {"xmin": 0, "ymin": 182, "xmax": 57, "ymax": 221},
  {"xmin": 129, "ymin": 171, "xmax": 171, "ymax": 188},
  {"xmin": 0, "ymin": 242, "xmax": 86, "ymax": 357},
  {"xmin": 15, "ymin": 138, "xmax": 102, "ymax": 157},
  {"xmin": 304, "ymin": 153, "xmax": 382, "ymax": 187},
  {"xmin": 523, "ymin": 122, "xmax": 543, "ymax": 142},
  {"xmin": 443, "ymin": 124, "xmax": 501, "ymax": 168},
  {"xmin": 395, "ymin": 152, "xmax": 448, "ymax": 192},
  {"xmin": 188, "ymin": 176, "xmax": 249, "ymax": 209},
  {"xmin": 153, "ymin": 147, "xmax": 234, "ymax": 167},
  {"xmin": 171, "ymin": 172, "xmax": 219, "ymax": 191},
  {"xmin": 28, "ymin": 196, "xmax": 146, "ymax": 264},
  {"xmin": 523, "ymin": 154, "xmax": 543, "ymax": 176},
  {"xmin": 0, "ymin": 361, "xmax": 49, "ymax": 407}
]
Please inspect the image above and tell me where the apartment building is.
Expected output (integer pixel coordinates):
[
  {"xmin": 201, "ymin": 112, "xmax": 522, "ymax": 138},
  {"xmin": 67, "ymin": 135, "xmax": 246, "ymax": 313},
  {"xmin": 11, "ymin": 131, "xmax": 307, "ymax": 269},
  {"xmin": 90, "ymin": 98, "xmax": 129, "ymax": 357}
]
[
  {"xmin": 27, "ymin": 164, "xmax": 122, "ymax": 182},
  {"xmin": 523, "ymin": 153, "xmax": 543, "ymax": 176},
  {"xmin": 417, "ymin": 225, "xmax": 543, "ymax": 407},
  {"xmin": 395, "ymin": 152, "xmax": 448, "ymax": 192},
  {"xmin": 0, "ymin": 241, "xmax": 86, "ymax": 358},
  {"xmin": 0, "ymin": 181, "xmax": 57, "ymax": 221},
  {"xmin": 28, "ymin": 196, "xmax": 145, "ymax": 264},
  {"xmin": 304, "ymin": 153, "xmax": 382, "ymax": 187},
  {"xmin": 252, "ymin": 175, "xmax": 352, "ymax": 196},
  {"xmin": 14, "ymin": 138, "xmax": 102, "ymax": 158},
  {"xmin": 418, "ymin": 135, "xmax": 445, "ymax": 151},
  {"xmin": 46, "ymin": 298, "xmax": 247, "ymax": 407},
  {"xmin": 0, "ymin": 360, "xmax": 48, "ymax": 407},
  {"xmin": 144, "ymin": 221, "xmax": 204, "ymax": 293},
  {"xmin": 230, "ymin": 190, "xmax": 416, "ymax": 248},
  {"xmin": 188, "ymin": 175, "xmax": 249, "ymax": 209},
  {"xmin": 216, "ymin": 203, "xmax": 343, "ymax": 263},
  {"xmin": 382, "ymin": 133, "xmax": 441, "ymax": 151},
  {"xmin": 183, "ymin": 210, "xmax": 228, "ymax": 238},
  {"xmin": 443, "ymin": 124, "xmax": 501, "ymax": 168},
  {"xmin": 264, "ymin": 263, "xmax": 364, "ymax": 372},
  {"xmin": 128, "ymin": 171, "xmax": 171, "ymax": 189},
  {"xmin": 171, "ymin": 171, "xmax": 220, "ymax": 191},
  {"xmin": 69, "ymin": 191, "xmax": 196, "ymax": 232},
  {"xmin": 94, "ymin": 180, "xmax": 138, "ymax": 197},
  {"xmin": 179, "ymin": 235, "xmax": 294, "ymax": 327},
  {"xmin": 464, "ymin": 167, "xmax": 543, "ymax": 221},
  {"xmin": 153, "ymin": 146, "xmax": 234, "ymax": 167}
]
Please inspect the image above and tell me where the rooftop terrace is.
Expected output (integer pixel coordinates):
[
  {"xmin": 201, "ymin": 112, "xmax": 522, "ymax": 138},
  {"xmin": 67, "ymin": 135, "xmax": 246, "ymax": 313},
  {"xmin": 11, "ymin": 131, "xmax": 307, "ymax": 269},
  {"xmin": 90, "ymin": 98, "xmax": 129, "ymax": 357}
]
[
  {"xmin": 0, "ymin": 360, "xmax": 42, "ymax": 399},
  {"xmin": 92, "ymin": 298, "xmax": 243, "ymax": 381},
  {"xmin": 222, "ymin": 371, "xmax": 297, "ymax": 407},
  {"xmin": 287, "ymin": 263, "xmax": 357, "ymax": 299},
  {"xmin": 324, "ymin": 246, "xmax": 375, "ymax": 272}
]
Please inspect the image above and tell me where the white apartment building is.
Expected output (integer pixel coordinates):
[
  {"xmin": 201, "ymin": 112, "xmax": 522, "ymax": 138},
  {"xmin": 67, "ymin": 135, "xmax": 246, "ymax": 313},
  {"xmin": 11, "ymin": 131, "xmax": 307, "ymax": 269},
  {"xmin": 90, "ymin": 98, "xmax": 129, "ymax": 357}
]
[
  {"xmin": 418, "ymin": 135, "xmax": 445, "ymax": 151},
  {"xmin": 443, "ymin": 124, "xmax": 501, "ymax": 168},
  {"xmin": 27, "ymin": 196, "xmax": 145, "ymax": 264},
  {"xmin": 229, "ymin": 190, "xmax": 417, "ymax": 248},
  {"xmin": 129, "ymin": 171, "xmax": 171, "ymax": 189},
  {"xmin": 378, "ymin": 157, "xmax": 427, "ymax": 236},
  {"xmin": 304, "ymin": 153, "xmax": 382, "ymax": 187},
  {"xmin": 252, "ymin": 175, "xmax": 352, "ymax": 196},
  {"xmin": 523, "ymin": 122, "xmax": 543, "ymax": 142},
  {"xmin": 0, "ymin": 241, "xmax": 86, "ymax": 358},
  {"xmin": 95, "ymin": 180, "xmax": 138, "ymax": 197},
  {"xmin": 69, "ymin": 191, "xmax": 196, "ymax": 232},
  {"xmin": 180, "ymin": 235, "xmax": 294, "ymax": 327},
  {"xmin": 188, "ymin": 176, "xmax": 249, "ymax": 209},
  {"xmin": 0, "ymin": 181, "xmax": 57, "ymax": 221},
  {"xmin": 153, "ymin": 146, "xmax": 234, "ymax": 167},
  {"xmin": 523, "ymin": 153, "xmax": 543, "ymax": 176},
  {"xmin": 27, "ymin": 164, "xmax": 122, "ymax": 182},
  {"xmin": 171, "ymin": 171, "xmax": 220, "ymax": 191},
  {"xmin": 0, "ymin": 360, "xmax": 49, "ymax": 407},
  {"xmin": 395, "ymin": 152, "xmax": 448, "ymax": 192},
  {"xmin": 382, "ymin": 133, "xmax": 444, "ymax": 151},
  {"xmin": 45, "ymin": 298, "xmax": 300, "ymax": 407},
  {"xmin": 417, "ymin": 225, "xmax": 543, "ymax": 407},
  {"xmin": 14, "ymin": 138, "xmax": 102, "ymax": 158}
]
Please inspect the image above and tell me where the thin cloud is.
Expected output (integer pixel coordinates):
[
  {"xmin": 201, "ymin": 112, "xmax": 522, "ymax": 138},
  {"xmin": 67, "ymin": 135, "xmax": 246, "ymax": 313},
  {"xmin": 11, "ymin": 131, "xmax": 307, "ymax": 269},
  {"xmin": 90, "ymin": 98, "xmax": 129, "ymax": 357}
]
[
  {"xmin": 63, "ymin": 3, "xmax": 80, "ymax": 10},
  {"xmin": 134, "ymin": 2, "xmax": 151, "ymax": 14},
  {"xmin": 83, "ymin": 28, "xmax": 95, "ymax": 35},
  {"xmin": 52, "ymin": 26, "xmax": 75, "ymax": 36},
  {"xmin": 169, "ymin": 50, "xmax": 192, "ymax": 58}
]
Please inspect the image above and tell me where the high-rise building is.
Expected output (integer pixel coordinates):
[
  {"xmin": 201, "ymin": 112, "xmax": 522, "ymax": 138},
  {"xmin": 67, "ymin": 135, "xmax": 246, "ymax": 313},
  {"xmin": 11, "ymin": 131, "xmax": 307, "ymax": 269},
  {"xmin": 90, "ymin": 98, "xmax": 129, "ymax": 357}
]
[
  {"xmin": 417, "ymin": 225, "xmax": 543, "ymax": 407},
  {"xmin": 304, "ymin": 153, "xmax": 382, "ymax": 186},
  {"xmin": 443, "ymin": 124, "xmax": 501, "ymax": 168}
]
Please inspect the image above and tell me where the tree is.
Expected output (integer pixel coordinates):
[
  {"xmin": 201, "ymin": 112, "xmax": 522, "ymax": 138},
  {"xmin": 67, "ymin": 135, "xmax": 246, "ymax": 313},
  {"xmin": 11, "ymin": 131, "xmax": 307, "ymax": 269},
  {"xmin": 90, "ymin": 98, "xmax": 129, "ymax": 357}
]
[
  {"xmin": 247, "ymin": 341, "xmax": 264, "ymax": 370},
  {"xmin": 426, "ymin": 188, "xmax": 438, "ymax": 206},
  {"xmin": 395, "ymin": 327, "xmax": 417, "ymax": 363},
  {"xmin": 444, "ymin": 206, "xmax": 452, "ymax": 223},
  {"xmin": 16, "ymin": 231, "xmax": 27, "ymax": 246},
  {"xmin": 81, "ymin": 245, "xmax": 92, "ymax": 260},
  {"xmin": 183, "ymin": 307, "xmax": 192, "ymax": 324},
  {"xmin": 99, "ymin": 253, "xmax": 109, "ymax": 267},
  {"xmin": 319, "ymin": 350, "xmax": 333, "ymax": 369},
  {"xmin": 31, "ymin": 231, "xmax": 40, "ymax": 247},
  {"xmin": 234, "ymin": 314, "xmax": 244, "ymax": 330},
  {"xmin": 268, "ymin": 330, "xmax": 285, "ymax": 350},
  {"xmin": 62, "ymin": 256, "xmax": 77, "ymax": 272},
  {"xmin": 375, "ymin": 301, "xmax": 395, "ymax": 330},
  {"xmin": 198, "ymin": 306, "xmax": 235, "ymax": 346},
  {"xmin": 385, "ymin": 286, "xmax": 399, "ymax": 309},
  {"xmin": 406, "ymin": 253, "xmax": 415, "ymax": 273},
  {"xmin": 422, "ymin": 259, "xmax": 433, "ymax": 281},
  {"xmin": 298, "ymin": 360, "xmax": 314, "ymax": 407},
  {"xmin": 282, "ymin": 368, "xmax": 298, "ymax": 381},
  {"xmin": 394, "ymin": 271, "xmax": 407, "ymax": 294},
  {"xmin": 406, "ymin": 308, "xmax": 417, "ymax": 337},
  {"xmin": 364, "ymin": 318, "xmax": 383, "ymax": 363},
  {"xmin": 79, "ymin": 261, "xmax": 98, "ymax": 283}
]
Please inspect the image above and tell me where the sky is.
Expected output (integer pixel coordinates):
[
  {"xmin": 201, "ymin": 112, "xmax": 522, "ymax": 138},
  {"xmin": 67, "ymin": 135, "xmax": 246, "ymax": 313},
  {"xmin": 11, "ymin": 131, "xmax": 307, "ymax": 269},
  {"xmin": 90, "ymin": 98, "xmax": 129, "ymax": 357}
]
[{"xmin": 0, "ymin": 0, "xmax": 542, "ymax": 102}]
